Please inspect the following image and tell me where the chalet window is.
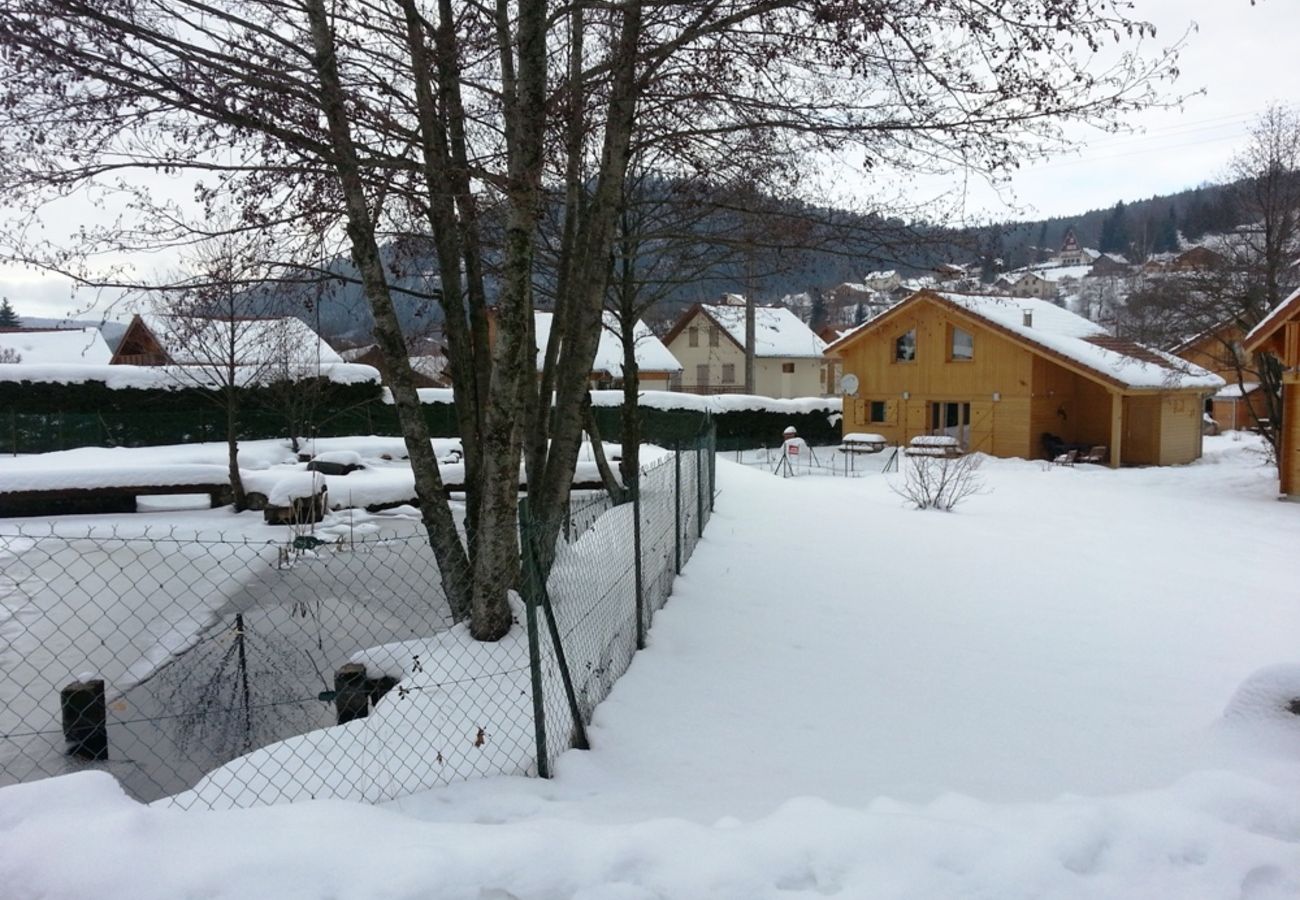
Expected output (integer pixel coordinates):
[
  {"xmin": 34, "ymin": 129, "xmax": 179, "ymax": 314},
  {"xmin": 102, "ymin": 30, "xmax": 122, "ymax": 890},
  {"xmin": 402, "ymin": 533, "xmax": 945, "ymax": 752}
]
[
  {"xmin": 782, "ymin": 362, "xmax": 795, "ymax": 373},
  {"xmin": 721, "ymin": 363, "xmax": 736, "ymax": 383},
  {"xmin": 688, "ymin": 326, "xmax": 699, "ymax": 348},
  {"xmin": 894, "ymin": 329, "xmax": 916, "ymax": 362},
  {"xmin": 709, "ymin": 326, "xmax": 720, "ymax": 347},
  {"xmin": 869, "ymin": 401, "xmax": 887, "ymax": 423},
  {"xmin": 696, "ymin": 363, "xmax": 709, "ymax": 385},
  {"xmin": 950, "ymin": 326, "xmax": 974, "ymax": 361}
]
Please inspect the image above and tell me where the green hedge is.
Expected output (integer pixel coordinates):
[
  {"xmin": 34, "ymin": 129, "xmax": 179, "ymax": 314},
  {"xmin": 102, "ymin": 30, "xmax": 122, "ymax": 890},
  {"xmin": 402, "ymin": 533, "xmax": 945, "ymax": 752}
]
[{"xmin": 2, "ymin": 379, "xmax": 839, "ymax": 454}]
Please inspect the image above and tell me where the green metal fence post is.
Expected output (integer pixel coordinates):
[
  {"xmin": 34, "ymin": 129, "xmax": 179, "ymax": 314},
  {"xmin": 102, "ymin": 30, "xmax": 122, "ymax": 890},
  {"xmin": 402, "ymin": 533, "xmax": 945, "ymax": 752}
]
[
  {"xmin": 695, "ymin": 438, "xmax": 704, "ymax": 539},
  {"xmin": 632, "ymin": 470, "xmax": 645, "ymax": 650},
  {"xmin": 673, "ymin": 439, "xmax": 682, "ymax": 575},
  {"xmin": 518, "ymin": 500, "xmax": 551, "ymax": 778}
]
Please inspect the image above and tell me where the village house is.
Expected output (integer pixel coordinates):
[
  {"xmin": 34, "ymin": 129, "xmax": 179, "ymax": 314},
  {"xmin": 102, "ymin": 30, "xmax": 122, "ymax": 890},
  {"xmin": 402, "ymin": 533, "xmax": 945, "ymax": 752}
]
[
  {"xmin": 996, "ymin": 271, "xmax": 1057, "ymax": 300},
  {"xmin": 1170, "ymin": 323, "xmax": 1270, "ymax": 432},
  {"xmin": 112, "ymin": 313, "xmax": 343, "ymax": 371},
  {"xmin": 0, "ymin": 327, "xmax": 113, "ymax": 366},
  {"xmin": 340, "ymin": 336, "xmax": 451, "ymax": 388},
  {"xmin": 663, "ymin": 298, "xmax": 827, "ymax": 397},
  {"xmin": 530, "ymin": 311, "xmax": 681, "ymax": 389},
  {"xmin": 1054, "ymin": 228, "xmax": 1088, "ymax": 267},
  {"xmin": 1242, "ymin": 286, "xmax": 1300, "ymax": 498},
  {"xmin": 825, "ymin": 290, "xmax": 1223, "ymax": 467},
  {"xmin": 861, "ymin": 270, "xmax": 902, "ymax": 292}
]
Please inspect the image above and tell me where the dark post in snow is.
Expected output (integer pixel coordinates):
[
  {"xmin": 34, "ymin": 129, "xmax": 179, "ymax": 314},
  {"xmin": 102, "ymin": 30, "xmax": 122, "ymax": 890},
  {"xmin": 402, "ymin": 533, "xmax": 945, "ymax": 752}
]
[
  {"xmin": 673, "ymin": 440, "xmax": 682, "ymax": 574},
  {"xmin": 60, "ymin": 678, "xmax": 108, "ymax": 760},
  {"xmin": 334, "ymin": 663, "xmax": 370, "ymax": 725},
  {"xmin": 632, "ymin": 468, "xmax": 646, "ymax": 651}
]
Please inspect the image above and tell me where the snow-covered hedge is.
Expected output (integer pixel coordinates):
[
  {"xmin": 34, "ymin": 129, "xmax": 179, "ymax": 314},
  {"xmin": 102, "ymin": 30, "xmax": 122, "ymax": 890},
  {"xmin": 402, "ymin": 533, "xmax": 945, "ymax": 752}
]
[{"xmin": 7, "ymin": 378, "xmax": 841, "ymax": 453}]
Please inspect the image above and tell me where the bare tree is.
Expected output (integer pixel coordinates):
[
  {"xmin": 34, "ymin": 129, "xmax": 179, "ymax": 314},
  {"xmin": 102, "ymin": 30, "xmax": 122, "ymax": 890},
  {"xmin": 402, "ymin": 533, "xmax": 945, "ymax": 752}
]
[
  {"xmin": 149, "ymin": 238, "xmax": 300, "ymax": 511},
  {"xmin": 0, "ymin": 0, "xmax": 1185, "ymax": 640}
]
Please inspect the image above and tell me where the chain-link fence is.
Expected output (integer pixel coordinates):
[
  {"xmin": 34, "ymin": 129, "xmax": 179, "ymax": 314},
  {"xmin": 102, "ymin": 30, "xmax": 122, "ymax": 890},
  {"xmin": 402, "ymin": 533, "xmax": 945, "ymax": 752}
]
[{"xmin": 0, "ymin": 432, "xmax": 716, "ymax": 809}]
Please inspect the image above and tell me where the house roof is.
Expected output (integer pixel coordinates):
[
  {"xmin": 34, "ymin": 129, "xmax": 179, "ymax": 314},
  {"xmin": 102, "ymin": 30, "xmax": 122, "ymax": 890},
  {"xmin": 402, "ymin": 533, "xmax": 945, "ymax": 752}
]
[
  {"xmin": 666, "ymin": 304, "xmax": 826, "ymax": 359},
  {"xmin": 137, "ymin": 313, "xmax": 343, "ymax": 368},
  {"xmin": 826, "ymin": 290, "xmax": 1223, "ymax": 391},
  {"xmin": 0, "ymin": 327, "xmax": 112, "ymax": 365},
  {"xmin": 534, "ymin": 311, "xmax": 681, "ymax": 377},
  {"xmin": 1243, "ymin": 285, "xmax": 1300, "ymax": 353}
]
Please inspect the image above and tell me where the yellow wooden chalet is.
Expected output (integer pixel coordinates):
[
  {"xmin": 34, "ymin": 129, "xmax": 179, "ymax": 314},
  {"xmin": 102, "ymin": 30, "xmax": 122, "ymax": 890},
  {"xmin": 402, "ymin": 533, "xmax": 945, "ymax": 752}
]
[{"xmin": 825, "ymin": 290, "xmax": 1224, "ymax": 467}]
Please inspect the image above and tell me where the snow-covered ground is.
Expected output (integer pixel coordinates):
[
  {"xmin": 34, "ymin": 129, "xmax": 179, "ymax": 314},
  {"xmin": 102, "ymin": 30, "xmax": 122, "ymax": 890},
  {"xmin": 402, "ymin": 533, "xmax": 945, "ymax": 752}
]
[{"xmin": 4, "ymin": 434, "xmax": 1300, "ymax": 898}]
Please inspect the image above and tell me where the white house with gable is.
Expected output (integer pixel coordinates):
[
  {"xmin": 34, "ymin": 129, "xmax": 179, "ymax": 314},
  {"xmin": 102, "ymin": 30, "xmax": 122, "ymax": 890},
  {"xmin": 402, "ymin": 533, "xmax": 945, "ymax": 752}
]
[{"xmin": 663, "ymin": 298, "xmax": 828, "ymax": 397}]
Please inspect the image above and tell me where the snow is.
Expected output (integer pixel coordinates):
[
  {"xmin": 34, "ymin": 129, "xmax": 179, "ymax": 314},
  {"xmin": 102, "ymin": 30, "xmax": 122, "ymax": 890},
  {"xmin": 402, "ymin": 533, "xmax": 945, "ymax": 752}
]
[
  {"xmin": 699, "ymin": 304, "xmax": 827, "ymax": 358},
  {"xmin": 936, "ymin": 293, "xmax": 1225, "ymax": 390},
  {"xmin": 1215, "ymin": 382, "xmax": 1261, "ymax": 400},
  {"xmin": 0, "ymin": 361, "xmax": 381, "ymax": 387},
  {"xmin": 0, "ymin": 328, "xmax": 112, "ymax": 365},
  {"xmin": 137, "ymin": 313, "xmax": 344, "ymax": 367},
  {"xmin": 532, "ymin": 311, "xmax": 682, "ymax": 377},
  {"xmin": 5, "ymin": 435, "xmax": 1300, "ymax": 897},
  {"xmin": 0, "ymin": 464, "xmax": 233, "ymax": 493},
  {"xmin": 908, "ymin": 434, "xmax": 960, "ymax": 446},
  {"xmin": 401, "ymin": 386, "xmax": 843, "ymax": 416}
]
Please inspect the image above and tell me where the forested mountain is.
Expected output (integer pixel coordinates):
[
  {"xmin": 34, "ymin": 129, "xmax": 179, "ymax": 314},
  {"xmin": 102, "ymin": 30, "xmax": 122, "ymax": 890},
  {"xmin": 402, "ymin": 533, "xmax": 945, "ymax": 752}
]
[{"xmin": 265, "ymin": 179, "xmax": 1246, "ymax": 344}]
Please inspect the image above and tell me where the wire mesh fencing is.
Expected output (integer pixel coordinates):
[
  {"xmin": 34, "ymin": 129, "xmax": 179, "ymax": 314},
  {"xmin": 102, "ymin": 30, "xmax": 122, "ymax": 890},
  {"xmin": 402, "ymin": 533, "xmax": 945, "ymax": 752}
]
[{"xmin": 0, "ymin": 432, "xmax": 717, "ymax": 808}]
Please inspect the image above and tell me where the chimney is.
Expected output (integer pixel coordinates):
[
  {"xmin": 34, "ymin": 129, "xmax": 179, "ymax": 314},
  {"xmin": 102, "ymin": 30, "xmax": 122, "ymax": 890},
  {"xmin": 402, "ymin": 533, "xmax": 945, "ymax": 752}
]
[{"xmin": 1022, "ymin": 309, "xmax": 1033, "ymax": 328}]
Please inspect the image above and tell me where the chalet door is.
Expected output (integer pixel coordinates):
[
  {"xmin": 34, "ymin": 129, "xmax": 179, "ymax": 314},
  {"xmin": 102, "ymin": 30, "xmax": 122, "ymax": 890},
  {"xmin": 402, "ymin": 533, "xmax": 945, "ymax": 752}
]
[{"xmin": 930, "ymin": 401, "xmax": 972, "ymax": 447}]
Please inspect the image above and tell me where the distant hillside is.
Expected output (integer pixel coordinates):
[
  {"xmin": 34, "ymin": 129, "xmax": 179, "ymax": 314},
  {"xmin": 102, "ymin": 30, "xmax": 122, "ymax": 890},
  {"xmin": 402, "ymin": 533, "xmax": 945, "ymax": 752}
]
[
  {"xmin": 256, "ymin": 179, "xmax": 1244, "ymax": 344},
  {"xmin": 18, "ymin": 316, "xmax": 129, "ymax": 352}
]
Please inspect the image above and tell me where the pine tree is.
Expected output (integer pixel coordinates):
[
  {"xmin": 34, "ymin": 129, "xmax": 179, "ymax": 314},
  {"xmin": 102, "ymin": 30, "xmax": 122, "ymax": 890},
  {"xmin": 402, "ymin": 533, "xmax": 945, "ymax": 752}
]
[{"xmin": 0, "ymin": 298, "xmax": 19, "ymax": 328}]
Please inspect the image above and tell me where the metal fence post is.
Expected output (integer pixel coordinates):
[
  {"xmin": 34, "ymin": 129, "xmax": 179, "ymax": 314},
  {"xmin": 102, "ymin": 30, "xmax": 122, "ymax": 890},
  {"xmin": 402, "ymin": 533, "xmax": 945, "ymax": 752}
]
[
  {"xmin": 695, "ymin": 439, "xmax": 704, "ymax": 539},
  {"xmin": 632, "ymin": 470, "xmax": 645, "ymax": 650},
  {"xmin": 673, "ymin": 439, "xmax": 682, "ymax": 575},
  {"xmin": 518, "ymin": 501, "xmax": 551, "ymax": 778}
]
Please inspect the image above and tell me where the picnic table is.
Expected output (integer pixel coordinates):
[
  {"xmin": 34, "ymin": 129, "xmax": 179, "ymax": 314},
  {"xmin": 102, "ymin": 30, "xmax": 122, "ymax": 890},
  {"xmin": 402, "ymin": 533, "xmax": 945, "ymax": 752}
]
[
  {"xmin": 840, "ymin": 432, "xmax": 887, "ymax": 454},
  {"xmin": 904, "ymin": 435, "xmax": 963, "ymax": 458}
]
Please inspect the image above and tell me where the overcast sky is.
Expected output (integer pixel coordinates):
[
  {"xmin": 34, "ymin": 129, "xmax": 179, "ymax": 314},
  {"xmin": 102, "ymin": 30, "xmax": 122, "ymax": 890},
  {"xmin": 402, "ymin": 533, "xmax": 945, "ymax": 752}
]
[{"xmin": 4, "ymin": 0, "xmax": 1298, "ymax": 322}]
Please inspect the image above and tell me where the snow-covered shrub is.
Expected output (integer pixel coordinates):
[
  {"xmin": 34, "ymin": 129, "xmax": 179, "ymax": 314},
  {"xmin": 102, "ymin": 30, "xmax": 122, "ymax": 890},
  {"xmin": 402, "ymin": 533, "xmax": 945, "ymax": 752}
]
[{"xmin": 892, "ymin": 452, "xmax": 985, "ymax": 511}]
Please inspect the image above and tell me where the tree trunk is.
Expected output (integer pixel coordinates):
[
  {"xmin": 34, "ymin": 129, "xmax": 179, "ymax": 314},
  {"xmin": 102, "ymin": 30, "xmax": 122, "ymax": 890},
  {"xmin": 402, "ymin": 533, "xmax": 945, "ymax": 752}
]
[
  {"xmin": 304, "ymin": 0, "xmax": 474, "ymax": 624},
  {"xmin": 225, "ymin": 389, "xmax": 247, "ymax": 512}
]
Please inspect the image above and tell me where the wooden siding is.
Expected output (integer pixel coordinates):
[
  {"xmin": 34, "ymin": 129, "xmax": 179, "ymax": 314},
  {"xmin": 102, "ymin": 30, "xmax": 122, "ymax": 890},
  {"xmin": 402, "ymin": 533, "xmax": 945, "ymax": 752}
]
[
  {"xmin": 1158, "ymin": 393, "xmax": 1202, "ymax": 465},
  {"xmin": 1282, "ymin": 375, "xmax": 1300, "ymax": 497},
  {"xmin": 1122, "ymin": 395, "xmax": 1161, "ymax": 465},
  {"xmin": 836, "ymin": 294, "xmax": 1208, "ymax": 466}
]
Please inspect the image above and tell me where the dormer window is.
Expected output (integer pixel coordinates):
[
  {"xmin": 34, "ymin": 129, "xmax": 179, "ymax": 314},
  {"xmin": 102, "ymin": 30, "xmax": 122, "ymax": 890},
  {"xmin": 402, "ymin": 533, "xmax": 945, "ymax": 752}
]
[{"xmin": 894, "ymin": 329, "xmax": 916, "ymax": 362}]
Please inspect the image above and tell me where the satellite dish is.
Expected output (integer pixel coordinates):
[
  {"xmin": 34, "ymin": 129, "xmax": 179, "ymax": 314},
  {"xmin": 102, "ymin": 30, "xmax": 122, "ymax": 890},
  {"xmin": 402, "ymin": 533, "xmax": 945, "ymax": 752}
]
[{"xmin": 841, "ymin": 373, "xmax": 860, "ymax": 396}]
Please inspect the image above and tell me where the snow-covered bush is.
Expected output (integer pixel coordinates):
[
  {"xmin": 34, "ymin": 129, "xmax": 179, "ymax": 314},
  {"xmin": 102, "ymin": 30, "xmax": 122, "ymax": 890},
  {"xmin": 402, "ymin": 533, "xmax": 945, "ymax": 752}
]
[{"xmin": 892, "ymin": 452, "xmax": 985, "ymax": 511}]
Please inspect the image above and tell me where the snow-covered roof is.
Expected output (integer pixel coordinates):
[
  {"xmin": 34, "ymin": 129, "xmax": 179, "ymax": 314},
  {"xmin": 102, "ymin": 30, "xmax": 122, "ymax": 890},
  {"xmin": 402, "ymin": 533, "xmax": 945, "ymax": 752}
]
[
  {"xmin": 1029, "ymin": 265, "xmax": 1093, "ymax": 283},
  {"xmin": 1243, "ymin": 285, "xmax": 1300, "ymax": 352},
  {"xmin": 694, "ymin": 304, "xmax": 827, "ymax": 358},
  {"xmin": 138, "ymin": 313, "xmax": 343, "ymax": 368},
  {"xmin": 0, "ymin": 362, "xmax": 380, "ymax": 388},
  {"xmin": 826, "ymin": 291, "xmax": 1223, "ymax": 391},
  {"xmin": 864, "ymin": 270, "xmax": 898, "ymax": 281},
  {"xmin": 934, "ymin": 293, "xmax": 1223, "ymax": 390},
  {"xmin": 1214, "ymin": 382, "xmax": 1260, "ymax": 400},
  {"xmin": 0, "ymin": 328, "xmax": 112, "ymax": 365},
  {"xmin": 533, "ymin": 312, "xmax": 681, "ymax": 377}
]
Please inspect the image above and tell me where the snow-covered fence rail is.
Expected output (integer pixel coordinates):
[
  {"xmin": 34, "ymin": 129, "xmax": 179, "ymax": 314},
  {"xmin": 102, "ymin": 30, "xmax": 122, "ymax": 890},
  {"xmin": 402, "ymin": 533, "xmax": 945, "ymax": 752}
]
[{"xmin": 0, "ymin": 432, "xmax": 718, "ymax": 809}]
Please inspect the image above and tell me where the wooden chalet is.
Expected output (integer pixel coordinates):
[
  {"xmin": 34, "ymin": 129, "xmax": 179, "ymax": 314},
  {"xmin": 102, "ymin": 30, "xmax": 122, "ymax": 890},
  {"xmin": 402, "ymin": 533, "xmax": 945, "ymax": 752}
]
[
  {"xmin": 825, "ymin": 290, "xmax": 1224, "ymax": 467},
  {"xmin": 1170, "ymin": 323, "xmax": 1269, "ymax": 432},
  {"xmin": 1243, "ymin": 287, "xmax": 1300, "ymax": 498}
]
